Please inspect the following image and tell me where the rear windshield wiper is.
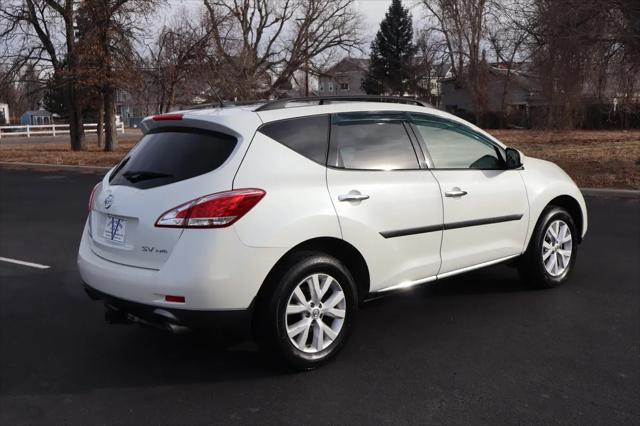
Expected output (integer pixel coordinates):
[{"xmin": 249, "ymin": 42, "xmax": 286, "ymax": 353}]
[
  {"xmin": 122, "ymin": 170, "xmax": 173, "ymax": 183},
  {"xmin": 109, "ymin": 157, "xmax": 130, "ymax": 182}
]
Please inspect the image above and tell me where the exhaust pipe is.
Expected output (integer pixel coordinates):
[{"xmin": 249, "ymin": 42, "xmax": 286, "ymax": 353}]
[
  {"xmin": 105, "ymin": 306, "xmax": 131, "ymax": 325},
  {"xmin": 165, "ymin": 322, "xmax": 190, "ymax": 334},
  {"xmin": 154, "ymin": 309, "xmax": 190, "ymax": 334},
  {"xmin": 103, "ymin": 306, "xmax": 190, "ymax": 333}
]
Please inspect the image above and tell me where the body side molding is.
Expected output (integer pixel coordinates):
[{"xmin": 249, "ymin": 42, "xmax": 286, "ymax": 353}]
[
  {"xmin": 379, "ymin": 224, "xmax": 443, "ymax": 238},
  {"xmin": 443, "ymin": 214, "xmax": 523, "ymax": 230},
  {"xmin": 379, "ymin": 214, "xmax": 524, "ymax": 239}
]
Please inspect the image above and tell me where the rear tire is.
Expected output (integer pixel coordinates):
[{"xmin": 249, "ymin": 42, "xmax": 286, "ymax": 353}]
[
  {"xmin": 519, "ymin": 206, "xmax": 578, "ymax": 289},
  {"xmin": 254, "ymin": 252, "xmax": 358, "ymax": 370}
]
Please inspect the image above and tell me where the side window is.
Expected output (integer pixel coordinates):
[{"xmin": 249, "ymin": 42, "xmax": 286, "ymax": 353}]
[
  {"xmin": 411, "ymin": 115, "xmax": 504, "ymax": 169},
  {"xmin": 329, "ymin": 114, "xmax": 419, "ymax": 170},
  {"xmin": 259, "ymin": 114, "xmax": 330, "ymax": 165}
]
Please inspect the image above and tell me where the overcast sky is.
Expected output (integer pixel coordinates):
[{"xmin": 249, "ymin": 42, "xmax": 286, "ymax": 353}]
[
  {"xmin": 356, "ymin": 0, "xmax": 424, "ymax": 38},
  {"xmin": 165, "ymin": 0, "xmax": 425, "ymax": 46}
]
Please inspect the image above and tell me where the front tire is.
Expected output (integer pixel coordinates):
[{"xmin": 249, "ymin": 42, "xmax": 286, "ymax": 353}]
[
  {"xmin": 254, "ymin": 252, "xmax": 358, "ymax": 370},
  {"xmin": 519, "ymin": 206, "xmax": 578, "ymax": 289}
]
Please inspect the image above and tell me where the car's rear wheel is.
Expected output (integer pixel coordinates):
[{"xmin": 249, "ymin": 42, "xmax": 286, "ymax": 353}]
[
  {"xmin": 254, "ymin": 252, "xmax": 357, "ymax": 370},
  {"xmin": 519, "ymin": 206, "xmax": 578, "ymax": 288}
]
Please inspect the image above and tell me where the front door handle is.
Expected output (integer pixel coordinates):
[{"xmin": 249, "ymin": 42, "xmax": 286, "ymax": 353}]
[
  {"xmin": 444, "ymin": 187, "xmax": 468, "ymax": 197},
  {"xmin": 338, "ymin": 193, "xmax": 370, "ymax": 202}
]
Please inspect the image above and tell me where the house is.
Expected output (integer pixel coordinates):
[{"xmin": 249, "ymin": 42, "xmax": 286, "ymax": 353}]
[
  {"xmin": 318, "ymin": 57, "xmax": 454, "ymax": 105},
  {"xmin": 440, "ymin": 64, "xmax": 545, "ymax": 126},
  {"xmin": 318, "ymin": 57, "xmax": 369, "ymax": 96},
  {"xmin": 115, "ymin": 89, "xmax": 153, "ymax": 128},
  {"xmin": 20, "ymin": 109, "xmax": 53, "ymax": 125},
  {"xmin": 424, "ymin": 63, "xmax": 452, "ymax": 107},
  {"xmin": 0, "ymin": 102, "xmax": 9, "ymax": 124}
]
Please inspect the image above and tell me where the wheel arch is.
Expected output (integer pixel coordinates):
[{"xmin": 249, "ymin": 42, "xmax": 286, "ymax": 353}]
[
  {"xmin": 252, "ymin": 237, "xmax": 371, "ymax": 311},
  {"xmin": 526, "ymin": 194, "xmax": 584, "ymax": 250},
  {"xmin": 547, "ymin": 195, "xmax": 584, "ymax": 242}
]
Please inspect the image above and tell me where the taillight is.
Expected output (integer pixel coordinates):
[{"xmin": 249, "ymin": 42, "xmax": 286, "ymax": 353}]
[
  {"xmin": 155, "ymin": 189, "xmax": 266, "ymax": 228},
  {"xmin": 152, "ymin": 113, "xmax": 183, "ymax": 121},
  {"xmin": 88, "ymin": 182, "xmax": 102, "ymax": 211}
]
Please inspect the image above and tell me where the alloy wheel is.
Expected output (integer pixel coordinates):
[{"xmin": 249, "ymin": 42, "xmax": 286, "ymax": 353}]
[
  {"xmin": 285, "ymin": 273, "xmax": 346, "ymax": 353},
  {"xmin": 542, "ymin": 219, "xmax": 573, "ymax": 277}
]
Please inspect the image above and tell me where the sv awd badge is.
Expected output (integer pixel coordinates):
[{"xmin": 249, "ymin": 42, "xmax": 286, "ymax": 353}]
[{"xmin": 142, "ymin": 246, "xmax": 168, "ymax": 254}]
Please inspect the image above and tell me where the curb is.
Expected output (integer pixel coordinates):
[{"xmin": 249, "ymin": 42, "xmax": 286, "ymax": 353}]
[
  {"xmin": 580, "ymin": 188, "xmax": 640, "ymax": 199},
  {"xmin": 1, "ymin": 162, "xmax": 639, "ymax": 198},
  {"xmin": 0, "ymin": 161, "xmax": 110, "ymax": 173}
]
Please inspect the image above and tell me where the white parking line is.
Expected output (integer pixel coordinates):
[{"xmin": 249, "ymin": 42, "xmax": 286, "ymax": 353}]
[{"xmin": 0, "ymin": 257, "xmax": 51, "ymax": 269}]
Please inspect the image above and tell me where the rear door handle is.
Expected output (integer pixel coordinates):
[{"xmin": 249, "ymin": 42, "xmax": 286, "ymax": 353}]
[
  {"xmin": 338, "ymin": 193, "xmax": 370, "ymax": 202},
  {"xmin": 444, "ymin": 187, "xmax": 468, "ymax": 197}
]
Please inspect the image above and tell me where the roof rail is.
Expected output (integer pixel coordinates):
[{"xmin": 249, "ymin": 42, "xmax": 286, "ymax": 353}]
[
  {"xmin": 182, "ymin": 102, "xmax": 226, "ymax": 110},
  {"xmin": 254, "ymin": 95, "xmax": 429, "ymax": 112},
  {"xmin": 182, "ymin": 99, "xmax": 268, "ymax": 110}
]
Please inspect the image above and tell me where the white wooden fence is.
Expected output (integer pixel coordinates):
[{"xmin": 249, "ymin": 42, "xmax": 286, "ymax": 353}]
[{"xmin": 0, "ymin": 121, "xmax": 125, "ymax": 139}]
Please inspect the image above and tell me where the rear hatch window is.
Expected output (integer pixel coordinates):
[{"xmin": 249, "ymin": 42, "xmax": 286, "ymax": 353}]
[{"xmin": 109, "ymin": 129, "xmax": 237, "ymax": 189}]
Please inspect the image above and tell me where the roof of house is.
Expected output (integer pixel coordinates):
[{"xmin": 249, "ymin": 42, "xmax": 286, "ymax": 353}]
[
  {"xmin": 432, "ymin": 63, "xmax": 452, "ymax": 78},
  {"xmin": 21, "ymin": 109, "xmax": 52, "ymax": 117},
  {"xmin": 441, "ymin": 64, "xmax": 538, "ymax": 90},
  {"xmin": 322, "ymin": 57, "xmax": 370, "ymax": 76}
]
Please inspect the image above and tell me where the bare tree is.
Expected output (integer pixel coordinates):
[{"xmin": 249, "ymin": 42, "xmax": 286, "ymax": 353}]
[
  {"xmin": 487, "ymin": 0, "xmax": 532, "ymax": 127},
  {"xmin": 422, "ymin": 0, "xmax": 490, "ymax": 124},
  {"xmin": 0, "ymin": 62, "xmax": 41, "ymax": 123},
  {"xmin": 202, "ymin": 0, "xmax": 362, "ymax": 100},
  {"xmin": 149, "ymin": 11, "xmax": 213, "ymax": 112},
  {"xmin": 602, "ymin": 0, "xmax": 640, "ymax": 128},
  {"xmin": 1, "ymin": 0, "xmax": 86, "ymax": 150},
  {"xmin": 125, "ymin": 57, "xmax": 160, "ymax": 116},
  {"xmin": 523, "ymin": 0, "xmax": 610, "ymax": 128},
  {"xmin": 412, "ymin": 28, "xmax": 445, "ymax": 103},
  {"xmin": 81, "ymin": 0, "xmax": 159, "ymax": 151},
  {"xmin": 79, "ymin": 0, "xmax": 160, "ymax": 151}
]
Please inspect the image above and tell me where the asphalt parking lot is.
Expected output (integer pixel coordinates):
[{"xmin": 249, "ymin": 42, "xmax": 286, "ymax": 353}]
[{"xmin": 0, "ymin": 167, "xmax": 638, "ymax": 425}]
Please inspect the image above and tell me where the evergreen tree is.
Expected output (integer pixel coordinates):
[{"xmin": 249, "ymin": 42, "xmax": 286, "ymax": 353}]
[
  {"xmin": 43, "ymin": 72, "xmax": 68, "ymax": 118},
  {"xmin": 362, "ymin": 0, "xmax": 416, "ymax": 95}
]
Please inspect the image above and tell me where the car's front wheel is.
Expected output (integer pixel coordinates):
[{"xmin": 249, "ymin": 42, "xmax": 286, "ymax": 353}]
[
  {"xmin": 519, "ymin": 206, "xmax": 578, "ymax": 288},
  {"xmin": 254, "ymin": 252, "xmax": 358, "ymax": 370}
]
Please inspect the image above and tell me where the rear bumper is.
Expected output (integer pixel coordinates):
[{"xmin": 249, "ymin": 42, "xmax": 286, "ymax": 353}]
[
  {"xmin": 83, "ymin": 282, "xmax": 252, "ymax": 334},
  {"xmin": 77, "ymin": 220, "xmax": 287, "ymax": 310}
]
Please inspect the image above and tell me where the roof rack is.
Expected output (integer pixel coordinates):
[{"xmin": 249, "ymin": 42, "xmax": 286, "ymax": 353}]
[
  {"xmin": 182, "ymin": 102, "xmax": 225, "ymax": 110},
  {"xmin": 254, "ymin": 95, "xmax": 429, "ymax": 112},
  {"xmin": 182, "ymin": 99, "xmax": 266, "ymax": 110}
]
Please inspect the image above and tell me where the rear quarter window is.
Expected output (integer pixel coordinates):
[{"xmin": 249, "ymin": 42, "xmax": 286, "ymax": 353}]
[
  {"xmin": 109, "ymin": 129, "xmax": 237, "ymax": 189},
  {"xmin": 258, "ymin": 114, "xmax": 330, "ymax": 164}
]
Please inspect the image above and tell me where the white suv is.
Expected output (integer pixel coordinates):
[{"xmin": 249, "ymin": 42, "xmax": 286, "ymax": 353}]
[{"xmin": 78, "ymin": 96, "xmax": 587, "ymax": 369}]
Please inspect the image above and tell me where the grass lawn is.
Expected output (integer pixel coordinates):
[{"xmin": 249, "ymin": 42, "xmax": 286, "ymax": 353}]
[
  {"xmin": 1, "ymin": 129, "xmax": 639, "ymax": 189},
  {"xmin": 491, "ymin": 130, "xmax": 640, "ymax": 189},
  {"xmin": 0, "ymin": 131, "xmax": 140, "ymax": 168}
]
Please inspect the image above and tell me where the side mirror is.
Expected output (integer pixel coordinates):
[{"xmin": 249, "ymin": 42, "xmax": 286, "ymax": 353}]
[{"xmin": 505, "ymin": 147, "xmax": 522, "ymax": 169}]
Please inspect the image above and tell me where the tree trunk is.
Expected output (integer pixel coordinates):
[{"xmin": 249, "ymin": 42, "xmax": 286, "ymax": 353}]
[
  {"xmin": 103, "ymin": 85, "xmax": 117, "ymax": 152},
  {"xmin": 167, "ymin": 81, "xmax": 176, "ymax": 113},
  {"xmin": 97, "ymin": 98, "xmax": 104, "ymax": 148},
  {"xmin": 67, "ymin": 85, "xmax": 85, "ymax": 151},
  {"xmin": 63, "ymin": 3, "xmax": 85, "ymax": 152},
  {"xmin": 499, "ymin": 75, "xmax": 509, "ymax": 128}
]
